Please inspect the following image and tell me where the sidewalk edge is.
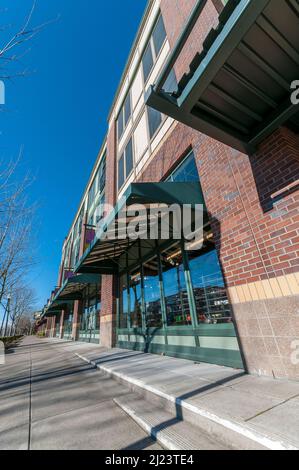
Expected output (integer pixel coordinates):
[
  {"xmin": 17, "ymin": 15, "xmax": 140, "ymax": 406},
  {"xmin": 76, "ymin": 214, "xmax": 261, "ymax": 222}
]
[{"xmin": 75, "ymin": 352, "xmax": 298, "ymax": 451}]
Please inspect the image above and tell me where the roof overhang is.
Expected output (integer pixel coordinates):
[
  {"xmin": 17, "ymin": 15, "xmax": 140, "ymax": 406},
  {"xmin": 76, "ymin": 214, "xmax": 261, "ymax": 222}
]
[
  {"xmin": 146, "ymin": 0, "xmax": 299, "ymax": 154},
  {"xmin": 54, "ymin": 273, "xmax": 101, "ymax": 302},
  {"xmin": 75, "ymin": 182, "xmax": 207, "ymax": 275},
  {"xmin": 42, "ymin": 273, "xmax": 101, "ymax": 319},
  {"xmin": 41, "ymin": 301, "xmax": 69, "ymax": 318}
]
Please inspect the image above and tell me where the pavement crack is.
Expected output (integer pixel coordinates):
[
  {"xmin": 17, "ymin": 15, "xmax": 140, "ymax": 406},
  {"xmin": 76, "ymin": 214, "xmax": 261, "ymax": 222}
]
[
  {"xmin": 31, "ymin": 398, "xmax": 117, "ymax": 425},
  {"xmin": 245, "ymin": 392, "xmax": 299, "ymax": 422},
  {"xmin": 27, "ymin": 348, "xmax": 33, "ymax": 450}
]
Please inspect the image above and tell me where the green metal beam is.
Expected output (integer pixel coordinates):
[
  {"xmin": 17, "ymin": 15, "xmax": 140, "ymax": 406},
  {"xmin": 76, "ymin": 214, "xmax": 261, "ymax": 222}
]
[
  {"xmin": 249, "ymin": 97, "xmax": 299, "ymax": 147},
  {"xmin": 146, "ymin": 86, "xmax": 254, "ymax": 154},
  {"xmin": 237, "ymin": 42, "xmax": 290, "ymax": 91},
  {"xmin": 177, "ymin": 0, "xmax": 271, "ymax": 112},
  {"xmin": 222, "ymin": 64, "xmax": 277, "ymax": 108}
]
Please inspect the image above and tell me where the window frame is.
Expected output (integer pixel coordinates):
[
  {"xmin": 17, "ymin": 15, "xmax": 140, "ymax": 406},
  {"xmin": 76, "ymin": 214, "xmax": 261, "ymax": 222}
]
[
  {"xmin": 142, "ymin": 12, "xmax": 167, "ymax": 86},
  {"xmin": 117, "ymin": 90, "xmax": 132, "ymax": 141},
  {"xmin": 117, "ymin": 137, "xmax": 135, "ymax": 191},
  {"xmin": 87, "ymin": 155, "xmax": 107, "ymax": 223}
]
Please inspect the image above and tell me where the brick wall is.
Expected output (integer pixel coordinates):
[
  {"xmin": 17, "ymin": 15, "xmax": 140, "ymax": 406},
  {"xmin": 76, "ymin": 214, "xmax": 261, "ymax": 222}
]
[
  {"xmin": 99, "ymin": 122, "xmax": 118, "ymax": 347},
  {"xmin": 160, "ymin": 0, "xmax": 219, "ymax": 84},
  {"xmin": 99, "ymin": 0, "xmax": 299, "ymax": 377},
  {"xmin": 137, "ymin": 117, "xmax": 299, "ymax": 379}
]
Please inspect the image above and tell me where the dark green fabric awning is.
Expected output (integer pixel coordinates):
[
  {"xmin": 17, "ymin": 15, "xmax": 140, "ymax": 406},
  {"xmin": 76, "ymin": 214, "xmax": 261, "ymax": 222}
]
[
  {"xmin": 75, "ymin": 182, "xmax": 207, "ymax": 275},
  {"xmin": 54, "ymin": 274, "xmax": 101, "ymax": 302},
  {"xmin": 42, "ymin": 274, "xmax": 101, "ymax": 317},
  {"xmin": 42, "ymin": 301, "xmax": 70, "ymax": 318},
  {"xmin": 146, "ymin": 0, "xmax": 299, "ymax": 154}
]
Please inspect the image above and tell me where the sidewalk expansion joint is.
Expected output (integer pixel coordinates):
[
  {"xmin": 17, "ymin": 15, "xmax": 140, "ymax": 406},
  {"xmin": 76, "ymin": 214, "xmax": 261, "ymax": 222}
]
[
  {"xmin": 27, "ymin": 352, "xmax": 33, "ymax": 450},
  {"xmin": 245, "ymin": 392, "xmax": 299, "ymax": 422}
]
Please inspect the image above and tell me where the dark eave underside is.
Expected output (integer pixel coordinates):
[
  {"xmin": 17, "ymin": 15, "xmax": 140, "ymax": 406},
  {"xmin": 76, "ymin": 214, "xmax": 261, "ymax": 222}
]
[{"xmin": 147, "ymin": 0, "xmax": 299, "ymax": 154}]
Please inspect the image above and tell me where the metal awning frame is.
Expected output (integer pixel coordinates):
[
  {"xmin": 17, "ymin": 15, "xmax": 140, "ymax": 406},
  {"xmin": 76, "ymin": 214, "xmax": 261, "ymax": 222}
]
[
  {"xmin": 146, "ymin": 0, "xmax": 299, "ymax": 154},
  {"xmin": 75, "ymin": 182, "xmax": 207, "ymax": 275}
]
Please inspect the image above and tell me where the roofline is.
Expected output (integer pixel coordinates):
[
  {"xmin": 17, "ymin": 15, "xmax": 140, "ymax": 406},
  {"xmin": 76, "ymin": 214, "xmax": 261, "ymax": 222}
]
[
  {"xmin": 64, "ymin": 0, "xmax": 154, "ymax": 246},
  {"xmin": 107, "ymin": 0, "xmax": 154, "ymax": 122}
]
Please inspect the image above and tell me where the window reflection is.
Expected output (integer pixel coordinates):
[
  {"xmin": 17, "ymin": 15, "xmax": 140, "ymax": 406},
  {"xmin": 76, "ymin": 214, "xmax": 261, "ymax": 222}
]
[
  {"xmin": 167, "ymin": 152, "xmax": 199, "ymax": 183},
  {"xmin": 143, "ymin": 258, "xmax": 162, "ymax": 328},
  {"xmin": 129, "ymin": 271, "xmax": 142, "ymax": 328},
  {"xmin": 188, "ymin": 248, "xmax": 232, "ymax": 324},
  {"xmin": 161, "ymin": 247, "xmax": 191, "ymax": 326},
  {"xmin": 80, "ymin": 284, "xmax": 101, "ymax": 332},
  {"xmin": 119, "ymin": 275, "xmax": 128, "ymax": 329}
]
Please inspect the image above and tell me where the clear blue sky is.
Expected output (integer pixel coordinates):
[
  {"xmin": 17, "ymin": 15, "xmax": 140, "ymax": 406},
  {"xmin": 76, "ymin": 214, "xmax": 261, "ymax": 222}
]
[{"xmin": 0, "ymin": 0, "xmax": 147, "ymax": 309}]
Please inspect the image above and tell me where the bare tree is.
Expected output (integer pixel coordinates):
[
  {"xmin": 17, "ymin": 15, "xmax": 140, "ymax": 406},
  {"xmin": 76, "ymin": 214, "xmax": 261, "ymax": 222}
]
[
  {"xmin": 9, "ymin": 285, "xmax": 36, "ymax": 335},
  {"xmin": 14, "ymin": 313, "xmax": 34, "ymax": 336},
  {"xmin": 0, "ymin": 4, "xmax": 55, "ymax": 333},
  {"xmin": 0, "ymin": 2, "xmax": 57, "ymax": 83},
  {"xmin": 0, "ymin": 155, "xmax": 36, "ymax": 326}
]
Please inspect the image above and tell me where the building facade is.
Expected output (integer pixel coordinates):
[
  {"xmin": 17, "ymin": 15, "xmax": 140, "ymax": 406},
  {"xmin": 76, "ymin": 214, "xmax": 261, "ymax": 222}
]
[{"xmin": 40, "ymin": 0, "xmax": 299, "ymax": 381}]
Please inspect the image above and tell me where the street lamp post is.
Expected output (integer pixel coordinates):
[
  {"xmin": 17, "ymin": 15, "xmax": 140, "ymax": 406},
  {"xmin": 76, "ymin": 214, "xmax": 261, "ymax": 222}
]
[{"xmin": 3, "ymin": 295, "xmax": 11, "ymax": 338}]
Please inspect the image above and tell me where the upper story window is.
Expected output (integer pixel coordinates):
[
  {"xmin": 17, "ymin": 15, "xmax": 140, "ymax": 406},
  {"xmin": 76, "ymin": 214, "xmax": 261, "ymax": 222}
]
[
  {"xmin": 117, "ymin": 91, "xmax": 132, "ymax": 141},
  {"xmin": 88, "ymin": 177, "xmax": 97, "ymax": 210},
  {"xmin": 87, "ymin": 155, "xmax": 106, "ymax": 225},
  {"xmin": 118, "ymin": 138, "xmax": 133, "ymax": 190},
  {"xmin": 63, "ymin": 239, "xmax": 71, "ymax": 270},
  {"xmin": 146, "ymin": 67, "xmax": 178, "ymax": 140},
  {"xmin": 142, "ymin": 13, "xmax": 167, "ymax": 84},
  {"xmin": 88, "ymin": 155, "xmax": 106, "ymax": 211},
  {"xmin": 147, "ymin": 106, "xmax": 162, "ymax": 139},
  {"xmin": 74, "ymin": 209, "xmax": 83, "ymax": 240}
]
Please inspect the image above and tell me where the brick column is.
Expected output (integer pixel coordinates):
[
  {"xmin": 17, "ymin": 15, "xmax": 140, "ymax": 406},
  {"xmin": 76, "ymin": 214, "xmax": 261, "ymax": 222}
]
[
  {"xmin": 72, "ymin": 301, "xmax": 82, "ymax": 341},
  {"xmin": 51, "ymin": 316, "xmax": 56, "ymax": 338},
  {"xmin": 59, "ymin": 310, "xmax": 65, "ymax": 339},
  {"xmin": 72, "ymin": 212, "xmax": 88, "ymax": 341},
  {"xmin": 100, "ymin": 276, "xmax": 117, "ymax": 348},
  {"xmin": 160, "ymin": 0, "xmax": 219, "ymax": 84},
  {"xmin": 99, "ymin": 120, "xmax": 117, "ymax": 348},
  {"xmin": 45, "ymin": 317, "xmax": 52, "ymax": 337}
]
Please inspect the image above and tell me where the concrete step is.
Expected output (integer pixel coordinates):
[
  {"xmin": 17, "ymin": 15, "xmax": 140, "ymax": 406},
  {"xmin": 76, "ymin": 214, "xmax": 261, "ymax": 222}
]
[
  {"xmin": 114, "ymin": 392, "xmax": 231, "ymax": 450},
  {"xmin": 76, "ymin": 352, "xmax": 290, "ymax": 450}
]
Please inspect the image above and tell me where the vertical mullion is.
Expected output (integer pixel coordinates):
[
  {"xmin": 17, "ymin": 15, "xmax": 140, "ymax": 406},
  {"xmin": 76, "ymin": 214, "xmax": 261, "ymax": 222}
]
[
  {"xmin": 181, "ymin": 240, "xmax": 198, "ymax": 330},
  {"xmin": 138, "ymin": 240, "xmax": 147, "ymax": 332},
  {"xmin": 156, "ymin": 245, "xmax": 168, "ymax": 346},
  {"xmin": 115, "ymin": 275, "xmax": 120, "ymax": 345},
  {"xmin": 126, "ymin": 253, "xmax": 130, "ymax": 330}
]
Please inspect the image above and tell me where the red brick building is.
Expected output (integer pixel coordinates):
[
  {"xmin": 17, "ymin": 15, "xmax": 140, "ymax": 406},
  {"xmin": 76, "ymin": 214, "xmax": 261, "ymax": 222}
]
[{"xmin": 40, "ymin": 0, "xmax": 299, "ymax": 381}]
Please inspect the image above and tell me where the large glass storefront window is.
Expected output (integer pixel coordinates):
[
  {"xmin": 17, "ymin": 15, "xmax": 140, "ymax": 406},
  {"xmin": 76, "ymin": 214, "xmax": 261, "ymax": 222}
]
[
  {"xmin": 119, "ymin": 275, "xmax": 128, "ymax": 328},
  {"xmin": 117, "ymin": 151, "xmax": 232, "ymax": 331},
  {"xmin": 64, "ymin": 311, "xmax": 73, "ymax": 339},
  {"xmin": 80, "ymin": 284, "xmax": 101, "ymax": 342},
  {"xmin": 143, "ymin": 257, "xmax": 162, "ymax": 328},
  {"xmin": 188, "ymin": 248, "xmax": 232, "ymax": 324},
  {"xmin": 129, "ymin": 270, "xmax": 142, "ymax": 328},
  {"xmin": 160, "ymin": 247, "xmax": 191, "ymax": 326}
]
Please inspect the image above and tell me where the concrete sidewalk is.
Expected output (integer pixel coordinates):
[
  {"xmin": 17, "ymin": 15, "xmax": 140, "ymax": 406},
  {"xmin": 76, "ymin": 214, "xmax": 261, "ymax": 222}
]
[
  {"xmin": 60, "ymin": 339, "xmax": 299, "ymax": 450},
  {"xmin": 0, "ymin": 337, "xmax": 161, "ymax": 450}
]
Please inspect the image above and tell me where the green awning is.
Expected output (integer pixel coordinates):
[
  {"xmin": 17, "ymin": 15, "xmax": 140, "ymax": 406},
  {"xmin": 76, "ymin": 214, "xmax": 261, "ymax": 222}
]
[
  {"xmin": 42, "ymin": 274, "xmax": 100, "ymax": 317},
  {"xmin": 146, "ymin": 0, "xmax": 299, "ymax": 154},
  {"xmin": 54, "ymin": 274, "xmax": 101, "ymax": 302},
  {"xmin": 75, "ymin": 182, "xmax": 207, "ymax": 275},
  {"xmin": 42, "ymin": 301, "xmax": 70, "ymax": 318}
]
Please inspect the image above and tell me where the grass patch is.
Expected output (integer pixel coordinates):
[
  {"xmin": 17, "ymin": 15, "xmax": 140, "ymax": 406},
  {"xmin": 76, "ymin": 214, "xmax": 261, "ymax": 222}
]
[{"xmin": 0, "ymin": 335, "xmax": 24, "ymax": 349}]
